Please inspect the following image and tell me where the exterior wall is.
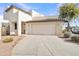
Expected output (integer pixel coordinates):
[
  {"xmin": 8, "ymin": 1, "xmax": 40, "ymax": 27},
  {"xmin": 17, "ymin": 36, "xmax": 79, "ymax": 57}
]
[
  {"xmin": 55, "ymin": 21, "xmax": 64, "ymax": 36},
  {"xmin": 4, "ymin": 8, "xmax": 18, "ymax": 22},
  {"xmin": 25, "ymin": 23, "xmax": 32, "ymax": 34},
  {"xmin": 1, "ymin": 24, "xmax": 10, "ymax": 36},
  {"xmin": 10, "ymin": 22, "xmax": 17, "ymax": 35},
  {"xmin": 4, "ymin": 8, "xmax": 13, "ymax": 20},
  {"xmin": 4, "ymin": 7, "xmax": 32, "ymax": 22},
  {"xmin": 4, "ymin": 8, "xmax": 18, "ymax": 35},
  {"xmin": 17, "ymin": 10, "xmax": 32, "ymax": 36},
  {"xmin": 17, "ymin": 19, "xmax": 21, "ymax": 36},
  {"xmin": 1, "ymin": 27, "xmax": 7, "ymax": 35},
  {"xmin": 10, "ymin": 22, "xmax": 13, "ymax": 35},
  {"xmin": 18, "ymin": 11, "xmax": 32, "ymax": 22},
  {"xmin": 21, "ymin": 22, "xmax": 26, "ymax": 34},
  {"xmin": 25, "ymin": 21, "xmax": 64, "ymax": 36}
]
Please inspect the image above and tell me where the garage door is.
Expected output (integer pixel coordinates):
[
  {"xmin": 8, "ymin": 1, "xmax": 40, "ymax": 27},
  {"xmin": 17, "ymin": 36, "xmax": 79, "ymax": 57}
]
[{"xmin": 29, "ymin": 22, "xmax": 56, "ymax": 35}]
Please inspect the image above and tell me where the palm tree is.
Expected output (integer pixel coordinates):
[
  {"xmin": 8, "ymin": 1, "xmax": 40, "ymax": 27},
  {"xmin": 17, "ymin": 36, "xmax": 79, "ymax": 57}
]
[{"xmin": 59, "ymin": 3, "xmax": 79, "ymax": 31}]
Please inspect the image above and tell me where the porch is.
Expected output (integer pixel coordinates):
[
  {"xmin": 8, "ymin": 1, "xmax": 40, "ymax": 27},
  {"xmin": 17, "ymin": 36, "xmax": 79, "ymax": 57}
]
[{"xmin": 9, "ymin": 22, "xmax": 26, "ymax": 36}]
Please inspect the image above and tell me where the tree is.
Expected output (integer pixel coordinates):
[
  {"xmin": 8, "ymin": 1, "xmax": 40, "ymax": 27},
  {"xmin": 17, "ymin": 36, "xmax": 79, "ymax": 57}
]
[{"xmin": 59, "ymin": 3, "xmax": 79, "ymax": 31}]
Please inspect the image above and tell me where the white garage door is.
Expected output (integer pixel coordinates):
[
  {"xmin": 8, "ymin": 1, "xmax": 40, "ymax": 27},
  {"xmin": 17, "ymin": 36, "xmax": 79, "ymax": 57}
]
[{"xmin": 29, "ymin": 22, "xmax": 56, "ymax": 35}]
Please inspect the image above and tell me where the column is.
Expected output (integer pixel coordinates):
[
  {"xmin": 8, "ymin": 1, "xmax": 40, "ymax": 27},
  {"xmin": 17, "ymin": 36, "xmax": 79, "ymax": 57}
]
[
  {"xmin": 10, "ymin": 22, "xmax": 12, "ymax": 35},
  {"xmin": 10, "ymin": 22, "xmax": 14, "ymax": 35},
  {"xmin": 17, "ymin": 20, "xmax": 21, "ymax": 36}
]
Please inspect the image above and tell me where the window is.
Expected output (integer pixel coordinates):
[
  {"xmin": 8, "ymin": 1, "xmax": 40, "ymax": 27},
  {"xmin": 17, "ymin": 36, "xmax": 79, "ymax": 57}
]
[{"xmin": 15, "ymin": 23, "xmax": 17, "ymax": 30}]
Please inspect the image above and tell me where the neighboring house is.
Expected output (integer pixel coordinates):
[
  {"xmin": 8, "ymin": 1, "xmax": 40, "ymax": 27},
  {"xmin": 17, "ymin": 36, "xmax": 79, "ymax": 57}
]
[{"xmin": 3, "ymin": 5, "xmax": 66, "ymax": 36}]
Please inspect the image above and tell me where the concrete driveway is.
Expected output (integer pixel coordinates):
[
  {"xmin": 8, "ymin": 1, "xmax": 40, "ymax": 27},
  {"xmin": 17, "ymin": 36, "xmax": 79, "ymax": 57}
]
[{"xmin": 12, "ymin": 35, "xmax": 79, "ymax": 56}]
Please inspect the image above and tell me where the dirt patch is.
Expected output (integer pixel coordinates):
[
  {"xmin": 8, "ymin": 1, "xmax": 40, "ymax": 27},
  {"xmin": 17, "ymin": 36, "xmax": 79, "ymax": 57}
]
[{"xmin": 0, "ymin": 36, "xmax": 24, "ymax": 56}]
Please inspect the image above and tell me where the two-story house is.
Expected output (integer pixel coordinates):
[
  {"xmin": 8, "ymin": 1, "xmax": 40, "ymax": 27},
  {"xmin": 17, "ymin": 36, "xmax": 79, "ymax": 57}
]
[{"xmin": 3, "ymin": 5, "xmax": 66, "ymax": 36}]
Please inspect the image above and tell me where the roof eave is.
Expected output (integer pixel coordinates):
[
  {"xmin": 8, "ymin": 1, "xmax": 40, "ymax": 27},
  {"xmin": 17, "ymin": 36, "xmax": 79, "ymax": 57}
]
[
  {"xmin": 26, "ymin": 19, "xmax": 66, "ymax": 23},
  {"xmin": 5, "ymin": 5, "xmax": 32, "ymax": 16}
]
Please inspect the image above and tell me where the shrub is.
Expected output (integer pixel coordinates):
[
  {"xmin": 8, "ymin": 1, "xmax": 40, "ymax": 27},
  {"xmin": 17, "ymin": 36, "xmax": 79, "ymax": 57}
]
[
  {"xmin": 71, "ymin": 36, "xmax": 79, "ymax": 42},
  {"xmin": 64, "ymin": 32, "xmax": 70, "ymax": 38},
  {"xmin": 3, "ymin": 37, "xmax": 13, "ymax": 43}
]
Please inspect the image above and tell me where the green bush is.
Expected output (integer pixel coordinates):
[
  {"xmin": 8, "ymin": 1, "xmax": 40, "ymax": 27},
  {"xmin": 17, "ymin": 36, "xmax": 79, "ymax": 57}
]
[
  {"xmin": 64, "ymin": 32, "xmax": 70, "ymax": 38},
  {"xmin": 3, "ymin": 37, "xmax": 13, "ymax": 43},
  {"xmin": 71, "ymin": 36, "xmax": 79, "ymax": 42}
]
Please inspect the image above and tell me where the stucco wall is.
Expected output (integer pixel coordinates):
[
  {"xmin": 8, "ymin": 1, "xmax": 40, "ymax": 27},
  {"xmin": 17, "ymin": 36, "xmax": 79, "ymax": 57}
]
[
  {"xmin": 1, "ymin": 27, "xmax": 7, "ymax": 35},
  {"xmin": 4, "ymin": 8, "xmax": 18, "ymax": 22},
  {"xmin": 55, "ymin": 21, "xmax": 64, "ymax": 36},
  {"xmin": 17, "ymin": 10, "xmax": 32, "ymax": 36},
  {"xmin": 18, "ymin": 10, "xmax": 32, "ymax": 22},
  {"xmin": 21, "ymin": 22, "xmax": 26, "ymax": 34}
]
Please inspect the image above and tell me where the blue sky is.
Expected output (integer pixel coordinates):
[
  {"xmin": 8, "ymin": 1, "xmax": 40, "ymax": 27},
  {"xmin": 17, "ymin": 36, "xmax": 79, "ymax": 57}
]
[
  {"xmin": 0, "ymin": 3, "xmax": 79, "ymax": 26},
  {"xmin": 0, "ymin": 3, "xmax": 60, "ymax": 16}
]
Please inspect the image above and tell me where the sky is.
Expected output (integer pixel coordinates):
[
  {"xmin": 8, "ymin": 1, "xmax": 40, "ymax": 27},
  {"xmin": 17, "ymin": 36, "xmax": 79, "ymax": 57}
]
[
  {"xmin": 0, "ymin": 3, "xmax": 79, "ymax": 27},
  {"xmin": 0, "ymin": 3, "xmax": 60, "ymax": 16}
]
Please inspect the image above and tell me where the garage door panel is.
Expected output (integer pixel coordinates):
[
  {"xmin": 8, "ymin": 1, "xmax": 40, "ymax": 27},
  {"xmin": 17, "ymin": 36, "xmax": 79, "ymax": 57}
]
[{"xmin": 30, "ymin": 23, "xmax": 56, "ymax": 35}]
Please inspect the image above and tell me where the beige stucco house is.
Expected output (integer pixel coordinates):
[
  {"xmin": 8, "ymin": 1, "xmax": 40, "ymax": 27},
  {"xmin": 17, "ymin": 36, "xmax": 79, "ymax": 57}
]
[{"xmin": 3, "ymin": 5, "xmax": 66, "ymax": 36}]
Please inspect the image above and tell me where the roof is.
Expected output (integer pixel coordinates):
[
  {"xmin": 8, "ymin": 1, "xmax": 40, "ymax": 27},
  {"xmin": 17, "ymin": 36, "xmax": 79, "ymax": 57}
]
[
  {"xmin": 26, "ymin": 16, "xmax": 67, "ymax": 23},
  {"xmin": 5, "ymin": 5, "xmax": 32, "ymax": 15}
]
